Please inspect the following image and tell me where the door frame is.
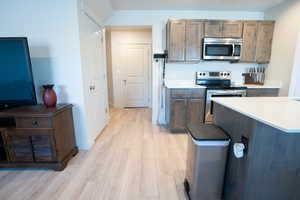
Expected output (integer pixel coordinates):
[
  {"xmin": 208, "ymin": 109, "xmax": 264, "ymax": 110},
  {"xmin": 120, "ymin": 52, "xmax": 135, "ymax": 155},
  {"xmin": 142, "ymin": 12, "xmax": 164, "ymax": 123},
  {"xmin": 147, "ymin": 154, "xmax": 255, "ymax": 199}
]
[
  {"xmin": 289, "ymin": 28, "xmax": 300, "ymax": 97},
  {"xmin": 112, "ymin": 41, "xmax": 152, "ymax": 108}
]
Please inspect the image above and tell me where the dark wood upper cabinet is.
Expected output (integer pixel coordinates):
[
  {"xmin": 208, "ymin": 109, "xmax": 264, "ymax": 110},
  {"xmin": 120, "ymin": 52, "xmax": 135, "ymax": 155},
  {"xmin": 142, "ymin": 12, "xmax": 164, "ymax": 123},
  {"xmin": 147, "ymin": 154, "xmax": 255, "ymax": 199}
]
[
  {"xmin": 185, "ymin": 20, "xmax": 204, "ymax": 62},
  {"xmin": 241, "ymin": 21, "xmax": 258, "ymax": 62},
  {"xmin": 255, "ymin": 21, "xmax": 275, "ymax": 63},
  {"xmin": 204, "ymin": 21, "xmax": 223, "ymax": 37},
  {"xmin": 167, "ymin": 20, "xmax": 186, "ymax": 62},
  {"xmin": 222, "ymin": 21, "xmax": 243, "ymax": 38},
  {"xmin": 241, "ymin": 21, "xmax": 275, "ymax": 63},
  {"xmin": 167, "ymin": 19, "xmax": 275, "ymax": 64},
  {"xmin": 204, "ymin": 21, "xmax": 243, "ymax": 38}
]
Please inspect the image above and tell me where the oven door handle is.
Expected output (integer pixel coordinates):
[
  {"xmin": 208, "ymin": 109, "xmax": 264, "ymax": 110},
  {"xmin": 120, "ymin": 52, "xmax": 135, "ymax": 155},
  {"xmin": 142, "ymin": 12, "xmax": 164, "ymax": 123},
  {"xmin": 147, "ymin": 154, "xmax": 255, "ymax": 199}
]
[
  {"xmin": 232, "ymin": 44, "xmax": 235, "ymax": 57},
  {"xmin": 208, "ymin": 90, "xmax": 247, "ymax": 96},
  {"xmin": 209, "ymin": 92, "xmax": 241, "ymax": 96}
]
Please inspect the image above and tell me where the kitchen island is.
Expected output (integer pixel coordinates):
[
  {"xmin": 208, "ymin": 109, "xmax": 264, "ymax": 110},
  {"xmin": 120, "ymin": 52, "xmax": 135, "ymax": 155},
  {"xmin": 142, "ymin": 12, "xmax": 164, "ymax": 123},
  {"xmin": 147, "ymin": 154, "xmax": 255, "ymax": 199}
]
[{"xmin": 213, "ymin": 97, "xmax": 300, "ymax": 200}]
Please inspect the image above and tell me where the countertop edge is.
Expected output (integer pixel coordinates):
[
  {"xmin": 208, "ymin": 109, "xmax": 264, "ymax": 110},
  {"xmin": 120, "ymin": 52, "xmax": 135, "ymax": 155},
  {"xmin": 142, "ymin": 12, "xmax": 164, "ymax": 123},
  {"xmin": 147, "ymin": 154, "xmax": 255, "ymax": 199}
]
[
  {"xmin": 213, "ymin": 99, "xmax": 299, "ymax": 133},
  {"xmin": 164, "ymin": 83, "xmax": 281, "ymax": 89},
  {"xmin": 244, "ymin": 85, "xmax": 281, "ymax": 89}
]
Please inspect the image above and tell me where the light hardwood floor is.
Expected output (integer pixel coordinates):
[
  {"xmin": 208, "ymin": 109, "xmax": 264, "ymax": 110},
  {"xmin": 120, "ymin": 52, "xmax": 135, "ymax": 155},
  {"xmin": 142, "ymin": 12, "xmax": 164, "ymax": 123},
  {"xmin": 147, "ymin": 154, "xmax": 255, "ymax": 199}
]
[{"xmin": 0, "ymin": 108, "xmax": 189, "ymax": 200}]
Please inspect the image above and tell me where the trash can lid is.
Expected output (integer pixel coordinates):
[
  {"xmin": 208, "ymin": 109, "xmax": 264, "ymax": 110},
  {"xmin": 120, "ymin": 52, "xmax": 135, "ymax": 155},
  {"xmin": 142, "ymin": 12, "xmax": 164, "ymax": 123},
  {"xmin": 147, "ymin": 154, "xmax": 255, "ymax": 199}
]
[{"xmin": 186, "ymin": 123, "xmax": 230, "ymax": 141}]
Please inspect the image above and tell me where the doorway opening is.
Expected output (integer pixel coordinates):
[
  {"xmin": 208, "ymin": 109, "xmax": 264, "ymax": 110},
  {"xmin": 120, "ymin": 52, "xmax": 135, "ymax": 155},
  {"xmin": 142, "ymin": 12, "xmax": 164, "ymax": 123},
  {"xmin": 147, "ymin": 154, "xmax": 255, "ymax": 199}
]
[{"xmin": 105, "ymin": 26, "xmax": 152, "ymax": 109}]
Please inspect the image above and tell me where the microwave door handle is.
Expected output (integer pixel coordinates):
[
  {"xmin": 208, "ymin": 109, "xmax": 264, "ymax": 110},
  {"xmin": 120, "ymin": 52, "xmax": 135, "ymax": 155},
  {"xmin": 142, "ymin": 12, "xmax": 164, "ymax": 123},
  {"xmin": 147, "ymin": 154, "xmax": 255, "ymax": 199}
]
[{"xmin": 232, "ymin": 44, "xmax": 235, "ymax": 56}]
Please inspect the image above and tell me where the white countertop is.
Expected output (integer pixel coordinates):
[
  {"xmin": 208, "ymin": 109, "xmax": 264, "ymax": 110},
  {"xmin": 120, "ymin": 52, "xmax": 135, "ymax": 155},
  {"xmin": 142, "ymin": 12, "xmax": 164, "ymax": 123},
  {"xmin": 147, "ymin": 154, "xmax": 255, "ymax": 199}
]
[
  {"xmin": 164, "ymin": 80, "xmax": 281, "ymax": 89},
  {"xmin": 243, "ymin": 84, "xmax": 281, "ymax": 89},
  {"xmin": 212, "ymin": 97, "xmax": 300, "ymax": 133}
]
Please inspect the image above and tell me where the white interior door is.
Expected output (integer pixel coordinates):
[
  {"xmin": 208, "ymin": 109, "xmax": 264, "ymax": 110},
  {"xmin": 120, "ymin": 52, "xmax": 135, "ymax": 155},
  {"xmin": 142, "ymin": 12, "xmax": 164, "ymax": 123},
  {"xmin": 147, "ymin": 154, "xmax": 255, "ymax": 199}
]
[
  {"xmin": 83, "ymin": 28, "xmax": 109, "ymax": 141},
  {"xmin": 120, "ymin": 44, "xmax": 151, "ymax": 107}
]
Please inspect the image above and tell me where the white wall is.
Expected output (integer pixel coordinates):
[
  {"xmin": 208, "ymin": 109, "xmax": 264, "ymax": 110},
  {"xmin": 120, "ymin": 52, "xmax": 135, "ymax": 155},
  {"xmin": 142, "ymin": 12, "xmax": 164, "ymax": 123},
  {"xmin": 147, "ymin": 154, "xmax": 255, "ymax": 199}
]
[
  {"xmin": 165, "ymin": 63, "xmax": 257, "ymax": 85},
  {"xmin": 0, "ymin": 0, "xmax": 90, "ymax": 149},
  {"xmin": 107, "ymin": 29, "xmax": 152, "ymax": 107},
  {"xmin": 82, "ymin": 0, "xmax": 113, "ymax": 24},
  {"xmin": 106, "ymin": 10, "xmax": 265, "ymax": 124},
  {"xmin": 265, "ymin": 0, "xmax": 300, "ymax": 96}
]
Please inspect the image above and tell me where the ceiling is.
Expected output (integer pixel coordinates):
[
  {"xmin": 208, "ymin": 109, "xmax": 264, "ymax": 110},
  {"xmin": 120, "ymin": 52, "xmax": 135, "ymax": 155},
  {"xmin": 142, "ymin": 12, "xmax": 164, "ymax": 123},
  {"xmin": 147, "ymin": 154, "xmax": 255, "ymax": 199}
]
[{"xmin": 110, "ymin": 0, "xmax": 286, "ymax": 11}]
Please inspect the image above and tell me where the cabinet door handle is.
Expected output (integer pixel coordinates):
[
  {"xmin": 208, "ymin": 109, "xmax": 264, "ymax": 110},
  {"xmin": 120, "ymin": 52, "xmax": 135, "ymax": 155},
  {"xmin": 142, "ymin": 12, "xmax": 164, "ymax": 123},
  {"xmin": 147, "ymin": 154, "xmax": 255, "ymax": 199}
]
[
  {"xmin": 32, "ymin": 121, "xmax": 39, "ymax": 127},
  {"xmin": 234, "ymin": 143, "xmax": 245, "ymax": 158},
  {"xmin": 233, "ymin": 136, "xmax": 249, "ymax": 159},
  {"xmin": 241, "ymin": 136, "xmax": 249, "ymax": 153}
]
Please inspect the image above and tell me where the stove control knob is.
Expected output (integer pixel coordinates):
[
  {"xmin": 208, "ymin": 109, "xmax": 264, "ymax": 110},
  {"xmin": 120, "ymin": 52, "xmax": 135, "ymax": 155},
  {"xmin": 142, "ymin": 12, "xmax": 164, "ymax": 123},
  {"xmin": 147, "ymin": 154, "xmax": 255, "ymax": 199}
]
[{"xmin": 203, "ymin": 73, "xmax": 206, "ymax": 76}]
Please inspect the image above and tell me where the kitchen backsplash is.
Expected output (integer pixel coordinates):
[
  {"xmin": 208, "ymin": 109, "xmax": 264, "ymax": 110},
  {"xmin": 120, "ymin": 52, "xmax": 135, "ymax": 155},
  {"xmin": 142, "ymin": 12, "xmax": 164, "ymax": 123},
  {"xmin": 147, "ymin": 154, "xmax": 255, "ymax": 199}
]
[{"xmin": 165, "ymin": 62, "xmax": 262, "ymax": 85}]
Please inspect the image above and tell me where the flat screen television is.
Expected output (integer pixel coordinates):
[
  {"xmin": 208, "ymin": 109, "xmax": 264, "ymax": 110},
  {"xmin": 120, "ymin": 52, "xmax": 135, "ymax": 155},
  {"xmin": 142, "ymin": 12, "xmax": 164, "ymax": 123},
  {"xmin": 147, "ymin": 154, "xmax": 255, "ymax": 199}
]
[{"xmin": 0, "ymin": 37, "xmax": 37, "ymax": 110}]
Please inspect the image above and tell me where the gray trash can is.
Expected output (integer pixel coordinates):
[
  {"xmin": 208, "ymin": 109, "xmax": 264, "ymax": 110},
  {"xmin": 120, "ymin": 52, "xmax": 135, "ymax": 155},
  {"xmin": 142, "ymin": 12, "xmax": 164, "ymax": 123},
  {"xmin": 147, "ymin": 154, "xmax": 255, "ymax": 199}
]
[{"xmin": 184, "ymin": 123, "xmax": 230, "ymax": 200}]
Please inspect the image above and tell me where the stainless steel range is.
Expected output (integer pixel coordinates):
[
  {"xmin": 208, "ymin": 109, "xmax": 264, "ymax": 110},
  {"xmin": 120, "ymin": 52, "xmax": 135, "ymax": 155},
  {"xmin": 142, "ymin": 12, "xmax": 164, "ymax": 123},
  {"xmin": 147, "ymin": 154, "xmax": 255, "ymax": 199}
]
[{"xmin": 196, "ymin": 71, "xmax": 247, "ymax": 123}]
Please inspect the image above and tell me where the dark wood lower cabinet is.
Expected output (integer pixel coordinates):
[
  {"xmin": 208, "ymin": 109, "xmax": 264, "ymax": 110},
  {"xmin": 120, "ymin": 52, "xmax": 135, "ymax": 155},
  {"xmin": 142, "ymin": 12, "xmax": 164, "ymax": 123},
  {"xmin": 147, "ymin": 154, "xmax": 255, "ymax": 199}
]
[
  {"xmin": 214, "ymin": 103, "xmax": 300, "ymax": 200},
  {"xmin": 0, "ymin": 133, "xmax": 7, "ymax": 162},
  {"xmin": 246, "ymin": 88, "xmax": 279, "ymax": 97},
  {"xmin": 166, "ymin": 88, "xmax": 206, "ymax": 132},
  {"xmin": 6, "ymin": 135, "xmax": 34, "ymax": 162},
  {"xmin": 170, "ymin": 99, "xmax": 187, "ymax": 132},
  {"xmin": 31, "ymin": 135, "xmax": 56, "ymax": 162},
  {"xmin": 0, "ymin": 104, "xmax": 78, "ymax": 171},
  {"xmin": 186, "ymin": 98, "xmax": 205, "ymax": 124}
]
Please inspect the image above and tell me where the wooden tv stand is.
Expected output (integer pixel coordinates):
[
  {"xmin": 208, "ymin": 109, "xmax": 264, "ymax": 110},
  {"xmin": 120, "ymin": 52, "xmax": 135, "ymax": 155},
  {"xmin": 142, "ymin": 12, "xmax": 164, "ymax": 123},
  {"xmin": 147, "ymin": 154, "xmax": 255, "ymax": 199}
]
[{"xmin": 0, "ymin": 104, "xmax": 78, "ymax": 171}]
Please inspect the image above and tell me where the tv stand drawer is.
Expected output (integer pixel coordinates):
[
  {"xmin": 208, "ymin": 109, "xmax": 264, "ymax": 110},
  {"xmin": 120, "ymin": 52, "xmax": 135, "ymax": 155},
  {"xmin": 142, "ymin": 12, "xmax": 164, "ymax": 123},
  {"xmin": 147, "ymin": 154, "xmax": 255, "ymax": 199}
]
[{"xmin": 16, "ymin": 117, "xmax": 52, "ymax": 129}]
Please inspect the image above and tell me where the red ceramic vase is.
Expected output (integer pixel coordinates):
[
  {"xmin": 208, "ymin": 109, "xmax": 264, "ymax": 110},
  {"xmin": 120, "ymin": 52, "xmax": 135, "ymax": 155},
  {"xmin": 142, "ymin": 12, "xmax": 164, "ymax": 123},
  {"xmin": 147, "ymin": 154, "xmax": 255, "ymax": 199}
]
[{"xmin": 42, "ymin": 85, "xmax": 57, "ymax": 107}]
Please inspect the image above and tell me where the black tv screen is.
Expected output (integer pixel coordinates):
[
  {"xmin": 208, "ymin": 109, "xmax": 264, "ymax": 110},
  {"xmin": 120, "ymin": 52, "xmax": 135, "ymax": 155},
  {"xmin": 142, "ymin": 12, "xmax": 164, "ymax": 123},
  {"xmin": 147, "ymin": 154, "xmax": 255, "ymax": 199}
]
[{"xmin": 0, "ymin": 37, "xmax": 37, "ymax": 109}]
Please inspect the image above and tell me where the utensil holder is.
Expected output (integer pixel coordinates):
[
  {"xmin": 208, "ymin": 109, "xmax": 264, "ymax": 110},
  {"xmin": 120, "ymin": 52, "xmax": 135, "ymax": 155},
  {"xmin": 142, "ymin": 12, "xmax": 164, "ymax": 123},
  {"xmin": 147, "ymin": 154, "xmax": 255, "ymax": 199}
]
[{"xmin": 242, "ymin": 73, "xmax": 265, "ymax": 85}]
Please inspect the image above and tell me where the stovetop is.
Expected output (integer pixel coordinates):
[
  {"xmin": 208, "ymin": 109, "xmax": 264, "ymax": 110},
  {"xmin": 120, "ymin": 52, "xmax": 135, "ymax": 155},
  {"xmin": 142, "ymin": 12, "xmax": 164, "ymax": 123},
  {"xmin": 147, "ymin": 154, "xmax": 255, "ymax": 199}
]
[
  {"xmin": 205, "ymin": 85, "xmax": 247, "ymax": 90},
  {"xmin": 196, "ymin": 80, "xmax": 247, "ymax": 90},
  {"xmin": 195, "ymin": 71, "xmax": 247, "ymax": 90}
]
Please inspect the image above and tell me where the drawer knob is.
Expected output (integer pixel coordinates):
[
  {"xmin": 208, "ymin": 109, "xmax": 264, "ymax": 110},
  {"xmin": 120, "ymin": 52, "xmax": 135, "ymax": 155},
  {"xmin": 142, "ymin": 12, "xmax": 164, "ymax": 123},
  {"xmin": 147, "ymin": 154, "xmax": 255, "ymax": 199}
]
[{"xmin": 32, "ymin": 121, "xmax": 39, "ymax": 127}]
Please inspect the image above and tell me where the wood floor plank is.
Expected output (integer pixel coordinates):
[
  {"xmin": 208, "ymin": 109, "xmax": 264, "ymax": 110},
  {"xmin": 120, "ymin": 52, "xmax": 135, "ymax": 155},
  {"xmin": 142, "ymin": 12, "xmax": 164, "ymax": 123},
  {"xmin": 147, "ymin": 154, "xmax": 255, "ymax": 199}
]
[{"xmin": 0, "ymin": 108, "xmax": 188, "ymax": 200}]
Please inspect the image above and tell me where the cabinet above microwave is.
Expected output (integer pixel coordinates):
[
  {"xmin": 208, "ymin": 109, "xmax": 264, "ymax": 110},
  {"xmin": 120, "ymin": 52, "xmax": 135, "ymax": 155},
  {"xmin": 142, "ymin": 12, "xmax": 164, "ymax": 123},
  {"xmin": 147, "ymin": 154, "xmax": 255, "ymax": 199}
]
[{"xmin": 166, "ymin": 19, "xmax": 275, "ymax": 64}]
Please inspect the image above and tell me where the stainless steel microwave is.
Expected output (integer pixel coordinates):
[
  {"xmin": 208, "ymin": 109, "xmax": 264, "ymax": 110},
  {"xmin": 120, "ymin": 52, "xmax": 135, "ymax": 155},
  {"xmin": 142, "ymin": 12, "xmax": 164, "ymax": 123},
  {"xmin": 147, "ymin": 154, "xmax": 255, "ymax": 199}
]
[{"xmin": 202, "ymin": 37, "xmax": 243, "ymax": 61}]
